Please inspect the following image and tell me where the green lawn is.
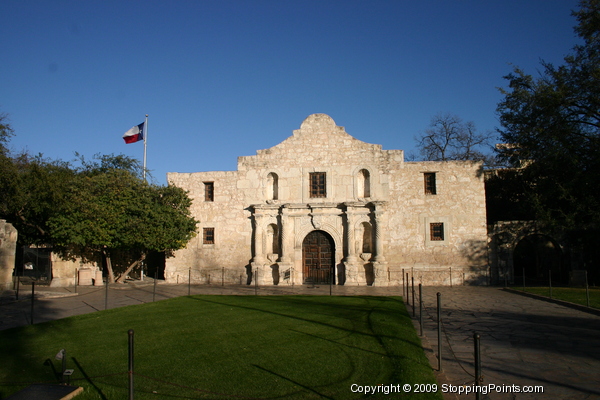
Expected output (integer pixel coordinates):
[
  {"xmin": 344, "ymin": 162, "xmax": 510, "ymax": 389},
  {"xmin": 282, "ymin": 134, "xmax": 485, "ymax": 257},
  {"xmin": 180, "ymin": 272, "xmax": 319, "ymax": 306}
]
[
  {"xmin": 511, "ymin": 287, "xmax": 600, "ymax": 309},
  {"xmin": 0, "ymin": 295, "xmax": 441, "ymax": 399}
]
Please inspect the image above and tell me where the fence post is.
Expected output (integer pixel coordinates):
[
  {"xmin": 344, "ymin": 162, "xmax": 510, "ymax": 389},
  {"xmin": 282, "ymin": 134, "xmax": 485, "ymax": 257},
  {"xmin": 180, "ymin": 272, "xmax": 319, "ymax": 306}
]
[
  {"xmin": 31, "ymin": 282, "xmax": 35, "ymax": 325},
  {"xmin": 105, "ymin": 278, "xmax": 109, "ymax": 310},
  {"xmin": 419, "ymin": 284, "xmax": 423, "ymax": 336},
  {"xmin": 15, "ymin": 276, "xmax": 20, "ymax": 300},
  {"xmin": 402, "ymin": 268, "xmax": 405, "ymax": 302},
  {"xmin": 523, "ymin": 268, "xmax": 526, "ymax": 291},
  {"xmin": 437, "ymin": 292, "xmax": 442, "ymax": 371},
  {"xmin": 406, "ymin": 273, "xmax": 410, "ymax": 306},
  {"xmin": 585, "ymin": 270, "xmax": 590, "ymax": 308},
  {"xmin": 449, "ymin": 267, "xmax": 453, "ymax": 288},
  {"xmin": 188, "ymin": 269, "xmax": 191, "ymax": 296},
  {"xmin": 153, "ymin": 273, "xmax": 157, "ymax": 302},
  {"xmin": 474, "ymin": 332, "xmax": 481, "ymax": 400},
  {"xmin": 254, "ymin": 269, "xmax": 258, "ymax": 295},
  {"xmin": 128, "ymin": 329, "xmax": 134, "ymax": 400},
  {"xmin": 411, "ymin": 277, "xmax": 415, "ymax": 317},
  {"xmin": 222, "ymin": 267, "xmax": 225, "ymax": 286},
  {"xmin": 549, "ymin": 270, "xmax": 552, "ymax": 299}
]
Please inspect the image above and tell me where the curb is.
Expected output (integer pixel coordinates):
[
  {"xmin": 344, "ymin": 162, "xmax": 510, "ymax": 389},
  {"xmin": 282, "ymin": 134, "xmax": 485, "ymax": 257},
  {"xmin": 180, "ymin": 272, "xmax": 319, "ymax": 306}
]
[{"xmin": 502, "ymin": 287, "xmax": 600, "ymax": 317}]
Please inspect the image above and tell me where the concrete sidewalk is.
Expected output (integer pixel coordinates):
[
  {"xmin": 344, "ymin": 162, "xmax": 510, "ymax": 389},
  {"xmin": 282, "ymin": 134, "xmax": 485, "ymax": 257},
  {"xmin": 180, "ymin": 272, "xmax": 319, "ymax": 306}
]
[
  {"xmin": 1, "ymin": 282, "xmax": 599, "ymax": 399},
  {"xmin": 416, "ymin": 286, "xmax": 600, "ymax": 400}
]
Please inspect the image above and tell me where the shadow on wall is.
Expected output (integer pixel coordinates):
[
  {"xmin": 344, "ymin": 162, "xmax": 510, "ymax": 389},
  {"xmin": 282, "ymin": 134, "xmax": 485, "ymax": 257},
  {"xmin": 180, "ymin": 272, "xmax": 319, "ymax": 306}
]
[{"xmin": 459, "ymin": 239, "xmax": 490, "ymax": 285}]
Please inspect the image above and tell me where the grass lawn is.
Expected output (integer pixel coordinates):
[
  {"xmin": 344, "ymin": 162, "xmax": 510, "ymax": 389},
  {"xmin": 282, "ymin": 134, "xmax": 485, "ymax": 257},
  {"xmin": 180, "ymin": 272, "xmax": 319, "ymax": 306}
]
[
  {"xmin": 0, "ymin": 295, "xmax": 441, "ymax": 399},
  {"xmin": 511, "ymin": 287, "xmax": 600, "ymax": 309}
]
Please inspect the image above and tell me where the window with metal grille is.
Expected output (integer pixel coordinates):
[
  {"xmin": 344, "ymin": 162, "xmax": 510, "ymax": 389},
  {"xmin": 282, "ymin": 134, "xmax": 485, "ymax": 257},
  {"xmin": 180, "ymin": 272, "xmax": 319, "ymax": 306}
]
[
  {"xmin": 204, "ymin": 182, "xmax": 214, "ymax": 202},
  {"xmin": 430, "ymin": 223, "xmax": 444, "ymax": 241},
  {"xmin": 203, "ymin": 227, "xmax": 215, "ymax": 244},
  {"xmin": 424, "ymin": 172, "xmax": 437, "ymax": 195},
  {"xmin": 309, "ymin": 172, "xmax": 326, "ymax": 198}
]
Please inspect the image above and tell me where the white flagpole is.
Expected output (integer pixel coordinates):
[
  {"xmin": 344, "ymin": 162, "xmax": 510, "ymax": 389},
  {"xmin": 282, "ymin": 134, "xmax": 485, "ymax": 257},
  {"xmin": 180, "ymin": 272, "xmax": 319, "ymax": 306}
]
[{"xmin": 143, "ymin": 114, "xmax": 148, "ymax": 181}]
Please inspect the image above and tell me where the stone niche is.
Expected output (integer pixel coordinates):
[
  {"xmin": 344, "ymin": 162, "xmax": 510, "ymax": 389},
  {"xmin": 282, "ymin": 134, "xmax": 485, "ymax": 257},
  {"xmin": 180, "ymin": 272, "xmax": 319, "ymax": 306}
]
[{"xmin": 0, "ymin": 220, "xmax": 18, "ymax": 290}]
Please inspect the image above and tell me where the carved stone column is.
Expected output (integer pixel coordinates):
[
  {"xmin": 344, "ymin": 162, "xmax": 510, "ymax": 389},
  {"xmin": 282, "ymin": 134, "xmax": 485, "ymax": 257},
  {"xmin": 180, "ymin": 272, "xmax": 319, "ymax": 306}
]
[
  {"xmin": 371, "ymin": 201, "xmax": 388, "ymax": 286},
  {"xmin": 277, "ymin": 205, "xmax": 293, "ymax": 285},
  {"xmin": 251, "ymin": 211, "xmax": 266, "ymax": 267}
]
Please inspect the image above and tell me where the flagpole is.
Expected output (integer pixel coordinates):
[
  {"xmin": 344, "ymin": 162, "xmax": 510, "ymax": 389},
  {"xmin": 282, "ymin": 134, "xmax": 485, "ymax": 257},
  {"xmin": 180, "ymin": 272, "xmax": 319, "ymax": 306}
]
[{"xmin": 143, "ymin": 114, "xmax": 148, "ymax": 181}]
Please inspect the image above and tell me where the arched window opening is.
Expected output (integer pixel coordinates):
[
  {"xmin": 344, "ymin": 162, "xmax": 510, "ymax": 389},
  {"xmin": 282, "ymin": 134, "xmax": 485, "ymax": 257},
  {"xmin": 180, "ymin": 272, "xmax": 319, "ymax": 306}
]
[
  {"xmin": 267, "ymin": 173, "xmax": 279, "ymax": 200},
  {"xmin": 358, "ymin": 169, "xmax": 371, "ymax": 198}
]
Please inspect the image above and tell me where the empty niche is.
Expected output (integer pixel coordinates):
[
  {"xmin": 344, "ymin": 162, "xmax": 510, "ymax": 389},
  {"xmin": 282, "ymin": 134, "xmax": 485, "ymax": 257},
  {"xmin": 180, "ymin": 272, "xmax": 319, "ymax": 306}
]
[{"xmin": 267, "ymin": 172, "xmax": 279, "ymax": 200}]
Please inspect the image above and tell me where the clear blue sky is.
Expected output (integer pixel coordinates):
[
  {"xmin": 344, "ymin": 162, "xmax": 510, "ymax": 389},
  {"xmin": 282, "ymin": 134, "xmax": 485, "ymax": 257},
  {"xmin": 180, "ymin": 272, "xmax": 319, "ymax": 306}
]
[{"xmin": 1, "ymin": 0, "xmax": 580, "ymax": 185}]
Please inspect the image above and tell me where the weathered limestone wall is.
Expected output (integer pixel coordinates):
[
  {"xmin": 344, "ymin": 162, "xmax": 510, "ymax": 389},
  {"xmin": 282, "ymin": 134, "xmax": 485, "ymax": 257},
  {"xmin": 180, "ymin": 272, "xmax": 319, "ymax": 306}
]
[
  {"xmin": 386, "ymin": 160, "xmax": 488, "ymax": 284},
  {"xmin": 166, "ymin": 114, "xmax": 489, "ymax": 286},
  {"xmin": 0, "ymin": 220, "xmax": 18, "ymax": 290}
]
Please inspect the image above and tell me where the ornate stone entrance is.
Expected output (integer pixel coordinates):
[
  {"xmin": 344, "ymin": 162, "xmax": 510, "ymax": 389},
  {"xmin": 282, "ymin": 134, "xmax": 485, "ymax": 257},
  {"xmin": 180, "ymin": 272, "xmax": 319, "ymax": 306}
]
[{"xmin": 302, "ymin": 230, "xmax": 335, "ymax": 284}]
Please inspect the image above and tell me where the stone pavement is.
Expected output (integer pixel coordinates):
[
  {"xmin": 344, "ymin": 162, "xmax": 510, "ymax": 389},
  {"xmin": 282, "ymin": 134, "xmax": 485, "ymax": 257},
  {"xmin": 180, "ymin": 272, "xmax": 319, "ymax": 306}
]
[
  {"xmin": 1, "ymin": 282, "xmax": 599, "ymax": 399},
  {"xmin": 416, "ymin": 286, "xmax": 600, "ymax": 400}
]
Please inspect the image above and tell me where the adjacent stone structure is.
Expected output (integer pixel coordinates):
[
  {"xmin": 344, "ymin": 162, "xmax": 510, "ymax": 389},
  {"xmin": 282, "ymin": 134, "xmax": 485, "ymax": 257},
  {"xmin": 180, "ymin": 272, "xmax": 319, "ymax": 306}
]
[
  {"xmin": 0, "ymin": 219, "xmax": 18, "ymax": 290},
  {"xmin": 166, "ymin": 114, "xmax": 488, "ymax": 286}
]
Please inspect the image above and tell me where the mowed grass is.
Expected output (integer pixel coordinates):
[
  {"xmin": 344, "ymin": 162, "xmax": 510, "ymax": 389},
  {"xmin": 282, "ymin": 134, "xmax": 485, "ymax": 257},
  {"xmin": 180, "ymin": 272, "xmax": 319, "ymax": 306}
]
[
  {"xmin": 0, "ymin": 295, "xmax": 441, "ymax": 399},
  {"xmin": 512, "ymin": 287, "xmax": 600, "ymax": 309}
]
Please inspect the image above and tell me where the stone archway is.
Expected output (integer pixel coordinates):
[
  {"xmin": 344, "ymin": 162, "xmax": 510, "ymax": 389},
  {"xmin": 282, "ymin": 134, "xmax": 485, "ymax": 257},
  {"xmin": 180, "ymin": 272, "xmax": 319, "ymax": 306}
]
[
  {"xmin": 514, "ymin": 234, "xmax": 564, "ymax": 284},
  {"xmin": 302, "ymin": 230, "xmax": 335, "ymax": 284}
]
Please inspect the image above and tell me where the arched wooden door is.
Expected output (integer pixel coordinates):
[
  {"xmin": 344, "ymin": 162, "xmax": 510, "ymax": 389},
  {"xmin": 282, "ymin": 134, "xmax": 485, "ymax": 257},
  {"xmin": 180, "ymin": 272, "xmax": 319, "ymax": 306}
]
[{"xmin": 302, "ymin": 230, "xmax": 335, "ymax": 284}]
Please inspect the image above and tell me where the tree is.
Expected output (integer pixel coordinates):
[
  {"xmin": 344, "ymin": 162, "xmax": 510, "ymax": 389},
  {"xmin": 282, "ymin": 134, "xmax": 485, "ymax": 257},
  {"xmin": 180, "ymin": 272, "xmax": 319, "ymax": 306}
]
[
  {"xmin": 496, "ymin": 0, "xmax": 600, "ymax": 271},
  {"xmin": 415, "ymin": 113, "xmax": 497, "ymax": 166},
  {"xmin": 48, "ymin": 157, "xmax": 198, "ymax": 282}
]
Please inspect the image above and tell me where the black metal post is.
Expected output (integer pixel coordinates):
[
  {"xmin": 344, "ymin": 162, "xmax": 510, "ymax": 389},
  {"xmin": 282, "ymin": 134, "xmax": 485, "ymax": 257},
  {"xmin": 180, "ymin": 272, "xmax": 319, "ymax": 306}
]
[
  {"xmin": 411, "ymin": 277, "xmax": 415, "ymax": 317},
  {"xmin": 329, "ymin": 267, "xmax": 332, "ymax": 296},
  {"xmin": 419, "ymin": 284, "xmax": 423, "ymax": 336},
  {"xmin": 549, "ymin": 270, "xmax": 552, "ymax": 299},
  {"xmin": 523, "ymin": 268, "xmax": 526, "ymax": 291},
  {"xmin": 254, "ymin": 269, "xmax": 258, "ymax": 295},
  {"xmin": 15, "ymin": 276, "xmax": 20, "ymax": 300},
  {"xmin": 474, "ymin": 332, "xmax": 481, "ymax": 400},
  {"xmin": 105, "ymin": 279, "xmax": 109, "ymax": 310},
  {"xmin": 188, "ymin": 269, "xmax": 191, "ymax": 296},
  {"xmin": 437, "ymin": 292, "xmax": 442, "ymax": 371},
  {"xmin": 61, "ymin": 349, "xmax": 67, "ymax": 384},
  {"xmin": 75, "ymin": 269, "xmax": 78, "ymax": 294},
  {"xmin": 153, "ymin": 273, "xmax": 157, "ymax": 302},
  {"xmin": 402, "ymin": 268, "xmax": 405, "ymax": 302},
  {"xmin": 222, "ymin": 267, "xmax": 224, "ymax": 286},
  {"xmin": 31, "ymin": 282, "xmax": 35, "ymax": 325},
  {"xmin": 128, "ymin": 329, "xmax": 134, "ymax": 400},
  {"xmin": 406, "ymin": 273, "xmax": 410, "ymax": 306},
  {"xmin": 450, "ymin": 267, "xmax": 453, "ymax": 288},
  {"xmin": 586, "ymin": 270, "xmax": 590, "ymax": 308}
]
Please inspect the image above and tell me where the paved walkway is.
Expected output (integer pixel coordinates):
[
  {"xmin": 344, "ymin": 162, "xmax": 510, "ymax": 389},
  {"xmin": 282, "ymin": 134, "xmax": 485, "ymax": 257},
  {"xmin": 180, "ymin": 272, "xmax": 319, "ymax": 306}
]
[
  {"xmin": 416, "ymin": 286, "xmax": 600, "ymax": 400},
  {"xmin": 1, "ymin": 282, "xmax": 599, "ymax": 399}
]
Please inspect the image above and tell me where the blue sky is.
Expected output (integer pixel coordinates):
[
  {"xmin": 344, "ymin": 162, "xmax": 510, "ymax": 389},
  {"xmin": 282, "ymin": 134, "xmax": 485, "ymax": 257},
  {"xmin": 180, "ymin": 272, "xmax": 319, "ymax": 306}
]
[{"xmin": 1, "ymin": 0, "xmax": 580, "ymax": 185}]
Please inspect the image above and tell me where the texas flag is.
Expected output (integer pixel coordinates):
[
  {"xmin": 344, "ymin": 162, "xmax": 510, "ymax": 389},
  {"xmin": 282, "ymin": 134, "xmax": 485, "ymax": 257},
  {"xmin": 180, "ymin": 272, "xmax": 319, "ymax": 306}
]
[{"xmin": 123, "ymin": 122, "xmax": 145, "ymax": 144}]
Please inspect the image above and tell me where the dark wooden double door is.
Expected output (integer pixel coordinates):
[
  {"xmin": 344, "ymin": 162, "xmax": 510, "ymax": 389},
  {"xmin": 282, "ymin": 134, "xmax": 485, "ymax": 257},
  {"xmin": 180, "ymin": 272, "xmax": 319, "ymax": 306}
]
[{"xmin": 302, "ymin": 230, "xmax": 335, "ymax": 284}]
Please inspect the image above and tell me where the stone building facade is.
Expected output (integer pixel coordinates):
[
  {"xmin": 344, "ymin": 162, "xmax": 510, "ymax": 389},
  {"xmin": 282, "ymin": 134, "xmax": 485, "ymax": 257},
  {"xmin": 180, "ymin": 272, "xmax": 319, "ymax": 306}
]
[{"xmin": 166, "ymin": 114, "xmax": 488, "ymax": 286}]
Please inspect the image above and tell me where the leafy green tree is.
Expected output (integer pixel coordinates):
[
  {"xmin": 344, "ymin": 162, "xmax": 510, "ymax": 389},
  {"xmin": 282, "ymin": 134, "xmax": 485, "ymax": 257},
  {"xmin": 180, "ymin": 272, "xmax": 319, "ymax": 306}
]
[
  {"xmin": 496, "ymin": 0, "xmax": 600, "ymax": 271},
  {"xmin": 48, "ymin": 158, "xmax": 197, "ymax": 282}
]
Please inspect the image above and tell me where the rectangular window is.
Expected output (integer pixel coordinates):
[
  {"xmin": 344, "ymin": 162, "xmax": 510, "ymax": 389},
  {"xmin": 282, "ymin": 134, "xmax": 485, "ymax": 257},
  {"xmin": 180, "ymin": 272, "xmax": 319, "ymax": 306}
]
[
  {"xmin": 203, "ymin": 228, "xmax": 215, "ymax": 244},
  {"xmin": 430, "ymin": 223, "xmax": 444, "ymax": 241},
  {"xmin": 309, "ymin": 172, "xmax": 326, "ymax": 198},
  {"xmin": 204, "ymin": 182, "xmax": 214, "ymax": 202},
  {"xmin": 424, "ymin": 173, "xmax": 437, "ymax": 195}
]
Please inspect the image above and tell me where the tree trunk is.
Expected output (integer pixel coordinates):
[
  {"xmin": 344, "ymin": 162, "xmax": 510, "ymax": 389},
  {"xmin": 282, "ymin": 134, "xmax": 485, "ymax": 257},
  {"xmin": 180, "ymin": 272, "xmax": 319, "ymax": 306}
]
[
  {"xmin": 116, "ymin": 253, "xmax": 146, "ymax": 283},
  {"xmin": 104, "ymin": 250, "xmax": 116, "ymax": 284}
]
